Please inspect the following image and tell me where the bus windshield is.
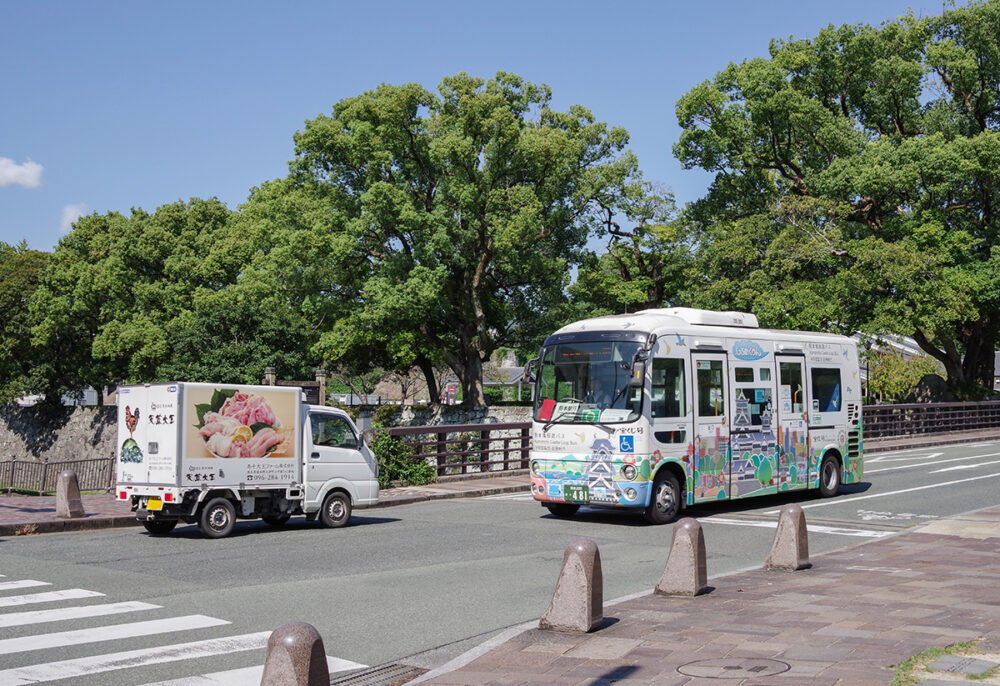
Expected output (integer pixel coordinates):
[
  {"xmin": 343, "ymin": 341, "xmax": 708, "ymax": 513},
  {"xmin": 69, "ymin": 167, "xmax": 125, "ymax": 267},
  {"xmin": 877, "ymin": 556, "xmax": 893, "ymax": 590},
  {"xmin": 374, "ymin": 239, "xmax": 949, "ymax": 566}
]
[{"xmin": 534, "ymin": 340, "xmax": 643, "ymax": 424}]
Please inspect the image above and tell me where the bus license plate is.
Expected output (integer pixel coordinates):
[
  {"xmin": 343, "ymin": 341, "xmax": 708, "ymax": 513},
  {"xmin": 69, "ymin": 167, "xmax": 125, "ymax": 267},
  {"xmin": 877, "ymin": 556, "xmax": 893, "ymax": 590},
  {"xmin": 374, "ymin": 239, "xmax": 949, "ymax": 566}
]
[
  {"xmin": 564, "ymin": 485, "xmax": 589, "ymax": 503},
  {"xmin": 145, "ymin": 497, "xmax": 163, "ymax": 511}
]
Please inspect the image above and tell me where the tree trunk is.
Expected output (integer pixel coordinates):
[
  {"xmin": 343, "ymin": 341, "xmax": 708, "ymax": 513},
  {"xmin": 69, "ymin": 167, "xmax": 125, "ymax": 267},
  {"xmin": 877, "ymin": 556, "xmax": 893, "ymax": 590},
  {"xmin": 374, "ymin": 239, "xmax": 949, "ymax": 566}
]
[{"xmin": 416, "ymin": 355, "xmax": 439, "ymax": 405}]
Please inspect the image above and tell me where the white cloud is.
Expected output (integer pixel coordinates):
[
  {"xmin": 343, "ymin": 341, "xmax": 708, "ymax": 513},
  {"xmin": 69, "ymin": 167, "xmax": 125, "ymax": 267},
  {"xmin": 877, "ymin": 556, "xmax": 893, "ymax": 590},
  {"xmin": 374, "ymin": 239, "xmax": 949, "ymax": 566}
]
[
  {"xmin": 0, "ymin": 157, "xmax": 43, "ymax": 188},
  {"xmin": 60, "ymin": 204, "xmax": 89, "ymax": 234}
]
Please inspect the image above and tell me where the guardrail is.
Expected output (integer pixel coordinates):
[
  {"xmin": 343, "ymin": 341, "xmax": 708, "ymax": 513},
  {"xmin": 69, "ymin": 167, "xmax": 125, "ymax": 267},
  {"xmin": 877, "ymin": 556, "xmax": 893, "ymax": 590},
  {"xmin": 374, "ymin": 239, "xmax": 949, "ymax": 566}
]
[
  {"xmin": 862, "ymin": 400, "xmax": 1000, "ymax": 439},
  {"xmin": 0, "ymin": 457, "xmax": 116, "ymax": 495},
  {"xmin": 387, "ymin": 422, "xmax": 531, "ymax": 477}
]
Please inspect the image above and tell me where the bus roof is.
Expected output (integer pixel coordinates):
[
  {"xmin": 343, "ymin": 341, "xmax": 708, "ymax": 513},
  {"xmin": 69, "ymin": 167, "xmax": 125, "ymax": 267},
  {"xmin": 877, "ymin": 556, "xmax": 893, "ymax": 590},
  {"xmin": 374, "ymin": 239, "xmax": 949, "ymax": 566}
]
[{"xmin": 549, "ymin": 308, "xmax": 853, "ymax": 346}]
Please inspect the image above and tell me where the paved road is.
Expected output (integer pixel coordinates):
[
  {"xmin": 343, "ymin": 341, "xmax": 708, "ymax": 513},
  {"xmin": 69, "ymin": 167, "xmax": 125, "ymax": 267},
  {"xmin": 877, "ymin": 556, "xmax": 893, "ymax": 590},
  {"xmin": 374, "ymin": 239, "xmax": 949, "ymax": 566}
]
[{"xmin": 2, "ymin": 439, "xmax": 999, "ymax": 685}]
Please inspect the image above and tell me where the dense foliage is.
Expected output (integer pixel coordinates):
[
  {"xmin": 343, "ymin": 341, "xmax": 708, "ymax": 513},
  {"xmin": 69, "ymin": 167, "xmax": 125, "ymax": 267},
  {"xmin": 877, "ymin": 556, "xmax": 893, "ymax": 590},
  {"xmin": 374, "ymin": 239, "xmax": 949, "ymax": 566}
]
[{"xmin": 673, "ymin": 1, "xmax": 1000, "ymax": 397}]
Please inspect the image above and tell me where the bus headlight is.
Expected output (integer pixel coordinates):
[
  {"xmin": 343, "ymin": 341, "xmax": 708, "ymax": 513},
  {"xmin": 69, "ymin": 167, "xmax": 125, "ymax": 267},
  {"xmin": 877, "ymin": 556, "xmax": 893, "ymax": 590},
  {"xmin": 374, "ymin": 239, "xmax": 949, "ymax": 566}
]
[
  {"xmin": 530, "ymin": 461, "xmax": 540, "ymax": 476},
  {"xmin": 625, "ymin": 487, "xmax": 638, "ymax": 501},
  {"xmin": 622, "ymin": 464, "xmax": 637, "ymax": 480}
]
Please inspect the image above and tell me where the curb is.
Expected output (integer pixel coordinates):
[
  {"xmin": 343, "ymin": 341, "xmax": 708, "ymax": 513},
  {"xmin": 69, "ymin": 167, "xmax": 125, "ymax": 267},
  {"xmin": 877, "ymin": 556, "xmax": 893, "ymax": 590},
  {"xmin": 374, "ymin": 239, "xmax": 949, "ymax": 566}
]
[{"xmin": 0, "ymin": 515, "xmax": 141, "ymax": 537}]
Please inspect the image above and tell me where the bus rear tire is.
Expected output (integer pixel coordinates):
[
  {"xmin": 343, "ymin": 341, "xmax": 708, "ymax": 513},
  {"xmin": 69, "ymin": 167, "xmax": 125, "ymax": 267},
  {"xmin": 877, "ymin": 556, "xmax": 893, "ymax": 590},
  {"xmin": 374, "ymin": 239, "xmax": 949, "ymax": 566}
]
[
  {"xmin": 545, "ymin": 503, "xmax": 580, "ymax": 518},
  {"xmin": 819, "ymin": 455, "xmax": 841, "ymax": 497},
  {"xmin": 645, "ymin": 471, "xmax": 680, "ymax": 525}
]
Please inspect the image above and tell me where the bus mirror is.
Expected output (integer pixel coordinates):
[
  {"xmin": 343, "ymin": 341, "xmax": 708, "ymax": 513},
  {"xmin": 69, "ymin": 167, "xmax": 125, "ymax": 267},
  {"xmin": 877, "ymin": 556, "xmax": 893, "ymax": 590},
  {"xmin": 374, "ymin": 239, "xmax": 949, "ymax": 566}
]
[
  {"xmin": 522, "ymin": 358, "xmax": 538, "ymax": 383},
  {"xmin": 629, "ymin": 360, "xmax": 646, "ymax": 387}
]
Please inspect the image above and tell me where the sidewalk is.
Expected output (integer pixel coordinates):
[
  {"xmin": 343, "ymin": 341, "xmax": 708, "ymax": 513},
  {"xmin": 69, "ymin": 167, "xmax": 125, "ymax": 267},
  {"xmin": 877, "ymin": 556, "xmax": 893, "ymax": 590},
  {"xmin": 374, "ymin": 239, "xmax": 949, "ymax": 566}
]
[{"xmin": 417, "ymin": 506, "xmax": 1000, "ymax": 685}]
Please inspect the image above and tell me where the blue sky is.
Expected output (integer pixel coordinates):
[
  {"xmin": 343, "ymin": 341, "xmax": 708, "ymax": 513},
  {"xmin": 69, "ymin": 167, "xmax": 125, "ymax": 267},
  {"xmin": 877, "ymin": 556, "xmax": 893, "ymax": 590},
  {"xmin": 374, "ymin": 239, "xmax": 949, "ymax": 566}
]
[{"xmin": 2, "ymin": 0, "xmax": 953, "ymax": 251}]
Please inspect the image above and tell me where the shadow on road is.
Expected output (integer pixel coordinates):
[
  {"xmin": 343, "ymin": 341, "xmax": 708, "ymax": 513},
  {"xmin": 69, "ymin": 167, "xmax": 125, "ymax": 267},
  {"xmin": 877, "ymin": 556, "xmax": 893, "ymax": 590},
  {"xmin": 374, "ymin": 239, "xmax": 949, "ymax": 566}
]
[
  {"xmin": 144, "ymin": 513, "xmax": 402, "ymax": 539},
  {"xmin": 543, "ymin": 482, "xmax": 874, "ymax": 526}
]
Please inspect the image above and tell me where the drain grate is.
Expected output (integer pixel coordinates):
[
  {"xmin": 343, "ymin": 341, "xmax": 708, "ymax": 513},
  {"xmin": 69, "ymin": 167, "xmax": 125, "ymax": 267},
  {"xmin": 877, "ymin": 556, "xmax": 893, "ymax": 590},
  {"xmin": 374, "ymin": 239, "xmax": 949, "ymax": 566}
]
[
  {"xmin": 677, "ymin": 658, "xmax": 790, "ymax": 679},
  {"xmin": 330, "ymin": 663, "xmax": 427, "ymax": 686}
]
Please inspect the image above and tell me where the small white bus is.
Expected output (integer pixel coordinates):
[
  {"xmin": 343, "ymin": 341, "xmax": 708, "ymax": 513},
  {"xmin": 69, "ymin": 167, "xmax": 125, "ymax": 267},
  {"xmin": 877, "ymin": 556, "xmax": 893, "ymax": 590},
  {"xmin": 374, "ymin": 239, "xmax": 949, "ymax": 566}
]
[{"xmin": 526, "ymin": 308, "xmax": 863, "ymax": 523}]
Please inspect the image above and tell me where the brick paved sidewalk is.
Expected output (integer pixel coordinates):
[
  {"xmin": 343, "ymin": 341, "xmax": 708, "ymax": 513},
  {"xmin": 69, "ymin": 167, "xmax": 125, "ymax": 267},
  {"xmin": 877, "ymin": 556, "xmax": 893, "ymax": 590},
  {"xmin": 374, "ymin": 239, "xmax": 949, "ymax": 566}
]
[{"xmin": 418, "ymin": 507, "xmax": 1000, "ymax": 685}]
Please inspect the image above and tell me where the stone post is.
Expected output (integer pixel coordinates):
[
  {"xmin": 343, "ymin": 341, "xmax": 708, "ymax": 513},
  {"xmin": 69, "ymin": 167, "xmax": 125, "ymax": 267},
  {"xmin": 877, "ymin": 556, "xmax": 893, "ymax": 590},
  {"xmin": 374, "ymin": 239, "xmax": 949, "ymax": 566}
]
[
  {"xmin": 765, "ymin": 503, "xmax": 811, "ymax": 570},
  {"xmin": 56, "ymin": 470, "xmax": 85, "ymax": 519},
  {"xmin": 263, "ymin": 367, "xmax": 276, "ymax": 385},
  {"xmin": 655, "ymin": 517, "xmax": 708, "ymax": 596},
  {"xmin": 539, "ymin": 537, "xmax": 603, "ymax": 633},
  {"xmin": 260, "ymin": 622, "xmax": 329, "ymax": 686},
  {"xmin": 315, "ymin": 368, "xmax": 327, "ymax": 406}
]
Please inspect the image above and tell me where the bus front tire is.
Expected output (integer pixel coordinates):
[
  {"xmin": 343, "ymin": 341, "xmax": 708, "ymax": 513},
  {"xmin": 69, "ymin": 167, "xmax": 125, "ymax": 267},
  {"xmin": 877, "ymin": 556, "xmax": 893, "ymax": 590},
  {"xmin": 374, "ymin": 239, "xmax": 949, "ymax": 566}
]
[
  {"xmin": 545, "ymin": 503, "xmax": 580, "ymax": 518},
  {"xmin": 645, "ymin": 471, "xmax": 681, "ymax": 525},
  {"xmin": 819, "ymin": 455, "xmax": 841, "ymax": 497}
]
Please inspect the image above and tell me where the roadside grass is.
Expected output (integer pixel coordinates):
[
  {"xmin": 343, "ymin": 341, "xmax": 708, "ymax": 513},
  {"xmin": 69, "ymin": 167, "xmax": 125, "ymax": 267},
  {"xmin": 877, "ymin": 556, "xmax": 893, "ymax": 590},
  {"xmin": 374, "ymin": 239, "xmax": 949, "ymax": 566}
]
[{"xmin": 891, "ymin": 639, "xmax": 997, "ymax": 685}]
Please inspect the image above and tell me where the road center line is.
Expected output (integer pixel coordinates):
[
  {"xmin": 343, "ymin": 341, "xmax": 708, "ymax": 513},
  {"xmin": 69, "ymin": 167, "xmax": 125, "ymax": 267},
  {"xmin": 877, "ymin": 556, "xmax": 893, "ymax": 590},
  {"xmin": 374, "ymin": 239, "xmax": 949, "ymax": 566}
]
[{"xmin": 765, "ymin": 471, "xmax": 1000, "ymax": 514}]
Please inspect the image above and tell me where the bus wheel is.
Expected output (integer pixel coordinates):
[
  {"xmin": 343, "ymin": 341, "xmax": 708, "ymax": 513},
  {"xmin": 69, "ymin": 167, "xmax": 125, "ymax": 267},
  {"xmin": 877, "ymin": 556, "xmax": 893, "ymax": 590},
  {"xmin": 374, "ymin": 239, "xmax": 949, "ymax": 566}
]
[
  {"xmin": 645, "ymin": 471, "xmax": 680, "ymax": 525},
  {"xmin": 819, "ymin": 455, "xmax": 841, "ymax": 497},
  {"xmin": 545, "ymin": 503, "xmax": 580, "ymax": 518}
]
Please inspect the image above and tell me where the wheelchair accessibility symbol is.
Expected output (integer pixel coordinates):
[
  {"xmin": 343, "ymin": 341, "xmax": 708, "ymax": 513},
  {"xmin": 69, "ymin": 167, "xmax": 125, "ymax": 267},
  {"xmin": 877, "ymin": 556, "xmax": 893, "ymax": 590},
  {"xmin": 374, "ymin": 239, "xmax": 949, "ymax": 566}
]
[{"xmin": 619, "ymin": 435, "xmax": 634, "ymax": 453}]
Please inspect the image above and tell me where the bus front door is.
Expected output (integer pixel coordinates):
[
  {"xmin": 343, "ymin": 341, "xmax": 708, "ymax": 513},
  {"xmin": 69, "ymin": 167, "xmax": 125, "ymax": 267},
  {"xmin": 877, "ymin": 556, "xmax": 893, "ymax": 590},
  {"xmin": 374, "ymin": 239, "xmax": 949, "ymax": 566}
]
[{"xmin": 691, "ymin": 353, "xmax": 729, "ymax": 502}]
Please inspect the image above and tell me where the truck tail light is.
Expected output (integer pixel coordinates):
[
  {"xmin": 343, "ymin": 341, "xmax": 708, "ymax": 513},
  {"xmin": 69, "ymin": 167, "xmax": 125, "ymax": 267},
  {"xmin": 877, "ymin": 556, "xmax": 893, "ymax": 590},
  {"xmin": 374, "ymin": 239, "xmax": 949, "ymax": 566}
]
[
  {"xmin": 164, "ymin": 493, "xmax": 173, "ymax": 502},
  {"xmin": 118, "ymin": 491, "xmax": 127, "ymax": 500}
]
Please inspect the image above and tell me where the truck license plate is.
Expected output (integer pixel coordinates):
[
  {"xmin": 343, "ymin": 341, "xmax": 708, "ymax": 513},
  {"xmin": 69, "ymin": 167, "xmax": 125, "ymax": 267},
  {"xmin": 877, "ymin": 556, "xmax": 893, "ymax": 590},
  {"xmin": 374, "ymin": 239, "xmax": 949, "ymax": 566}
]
[
  {"xmin": 564, "ymin": 484, "xmax": 589, "ymax": 503},
  {"xmin": 146, "ymin": 497, "xmax": 163, "ymax": 511}
]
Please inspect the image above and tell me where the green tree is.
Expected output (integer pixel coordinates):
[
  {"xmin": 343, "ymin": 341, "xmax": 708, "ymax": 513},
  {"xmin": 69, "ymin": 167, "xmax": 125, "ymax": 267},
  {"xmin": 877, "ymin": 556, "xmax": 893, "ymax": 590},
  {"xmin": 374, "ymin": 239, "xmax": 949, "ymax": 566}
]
[
  {"xmin": 570, "ymin": 185, "xmax": 693, "ymax": 316},
  {"xmin": 29, "ymin": 199, "xmax": 235, "ymax": 398},
  {"xmin": 290, "ymin": 72, "xmax": 642, "ymax": 405},
  {"xmin": 864, "ymin": 349, "xmax": 944, "ymax": 403},
  {"xmin": 674, "ymin": 1, "xmax": 1000, "ymax": 397},
  {"xmin": 0, "ymin": 241, "xmax": 49, "ymax": 403}
]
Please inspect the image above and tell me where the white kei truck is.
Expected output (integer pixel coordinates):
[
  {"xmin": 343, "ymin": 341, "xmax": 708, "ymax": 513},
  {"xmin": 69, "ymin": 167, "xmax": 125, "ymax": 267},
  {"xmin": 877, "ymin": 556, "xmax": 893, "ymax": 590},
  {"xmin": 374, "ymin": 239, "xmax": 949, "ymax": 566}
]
[{"xmin": 115, "ymin": 382, "xmax": 378, "ymax": 538}]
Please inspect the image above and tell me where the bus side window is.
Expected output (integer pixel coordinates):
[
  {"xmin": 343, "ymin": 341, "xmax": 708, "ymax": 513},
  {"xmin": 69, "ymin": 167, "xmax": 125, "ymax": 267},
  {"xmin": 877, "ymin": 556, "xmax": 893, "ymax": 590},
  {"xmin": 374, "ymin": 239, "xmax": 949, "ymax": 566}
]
[
  {"xmin": 652, "ymin": 358, "xmax": 685, "ymax": 418},
  {"xmin": 696, "ymin": 360, "xmax": 725, "ymax": 417},
  {"xmin": 810, "ymin": 367, "xmax": 842, "ymax": 412}
]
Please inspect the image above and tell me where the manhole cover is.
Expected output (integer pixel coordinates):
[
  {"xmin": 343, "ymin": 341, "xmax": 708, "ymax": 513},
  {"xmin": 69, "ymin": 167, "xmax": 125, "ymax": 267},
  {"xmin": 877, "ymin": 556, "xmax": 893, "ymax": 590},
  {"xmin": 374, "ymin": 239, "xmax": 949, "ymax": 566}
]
[{"xmin": 678, "ymin": 658, "xmax": 790, "ymax": 678}]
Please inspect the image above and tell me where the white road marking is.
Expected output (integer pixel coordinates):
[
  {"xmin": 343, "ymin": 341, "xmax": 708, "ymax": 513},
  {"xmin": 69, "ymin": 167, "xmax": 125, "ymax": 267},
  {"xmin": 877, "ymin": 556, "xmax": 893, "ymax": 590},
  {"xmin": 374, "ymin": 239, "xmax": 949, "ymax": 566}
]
[
  {"xmin": 766, "ymin": 471, "xmax": 1000, "ymax": 514},
  {"xmin": 0, "ymin": 580, "xmax": 50, "ymax": 592},
  {"xmin": 0, "ymin": 632, "xmax": 271, "ymax": 686},
  {"xmin": 140, "ymin": 655, "xmax": 367, "ymax": 685},
  {"xmin": 482, "ymin": 493, "xmax": 533, "ymax": 501},
  {"xmin": 704, "ymin": 517, "xmax": 893, "ymax": 538},
  {"xmin": 931, "ymin": 458, "xmax": 1000, "ymax": 473},
  {"xmin": 866, "ymin": 451, "xmax": 1000, "ymax": 473},
  {"xmin": 867, "ymin": 451, "xmax": 941, "ymax": 464},
  {"xmin": 0, "ymin": 614, "xmax": 229, "ymax": 655},
  {"xmin": 0, "ymin": 601, "xmax": 161, "ymax": 628},
  {"xmin": 0, "ymin": 589, "xmax": 104, "ymax": 608}
]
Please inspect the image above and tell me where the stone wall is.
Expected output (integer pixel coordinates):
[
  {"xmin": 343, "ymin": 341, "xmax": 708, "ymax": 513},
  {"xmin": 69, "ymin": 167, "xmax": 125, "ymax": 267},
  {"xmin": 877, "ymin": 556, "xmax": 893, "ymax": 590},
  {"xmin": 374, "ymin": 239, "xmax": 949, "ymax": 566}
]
[
  {"xmin": 0, "ymin": 406, "xmax": 117, "ymax": 463},
  {"xmin": 1, "ymin": 404, "xmax": 532, "ymax": 463}
]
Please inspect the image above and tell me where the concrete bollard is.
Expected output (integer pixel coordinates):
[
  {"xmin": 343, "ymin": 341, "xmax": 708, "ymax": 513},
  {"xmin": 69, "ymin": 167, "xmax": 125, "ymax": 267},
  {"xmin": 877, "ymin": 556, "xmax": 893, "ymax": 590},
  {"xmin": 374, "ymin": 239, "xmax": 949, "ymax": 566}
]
[
  {"xmin": 260, "ymin": 622, "xmax": 329, "ymax": 686},
  {"xmin": 55, "ymin": 470, "xmax": 85, "ymax": 519},
  {"xmin": 655, "ymin": 517, "xmax": 708, "ymax": 596},
  {"xmin": 765, "ymin": 503, "xmax": 811, "ymax": 570},
  {"xmin": 539, "ymin": 537, "xmax": 603, "ymax": 633}
]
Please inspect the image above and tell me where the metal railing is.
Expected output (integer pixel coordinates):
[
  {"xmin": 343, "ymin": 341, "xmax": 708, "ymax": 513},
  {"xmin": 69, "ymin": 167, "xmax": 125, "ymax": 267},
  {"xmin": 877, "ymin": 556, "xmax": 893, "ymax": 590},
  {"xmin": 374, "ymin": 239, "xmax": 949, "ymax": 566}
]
[
  {"xmin": 0, "ymin": 457, "xmax": 116, "ymax": 495},
  {"xmin": 862, "ymin": 400, "xmax": 1000, "ymax": 439},
  {"xmin": 387, "ymin": 422, "xmax": 531, "ymax": 476}
]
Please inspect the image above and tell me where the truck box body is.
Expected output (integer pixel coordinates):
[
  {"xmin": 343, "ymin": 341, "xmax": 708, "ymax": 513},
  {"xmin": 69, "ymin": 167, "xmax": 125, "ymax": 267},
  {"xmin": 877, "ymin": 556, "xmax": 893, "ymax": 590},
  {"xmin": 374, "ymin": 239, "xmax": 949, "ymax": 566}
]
[
  {"xmin": 116, "ymin": 382, "xmax": 376, "ymax": 537},
  {"xmin": 117, "ymin": 382, "xmax": 303, "ymax": 491}
]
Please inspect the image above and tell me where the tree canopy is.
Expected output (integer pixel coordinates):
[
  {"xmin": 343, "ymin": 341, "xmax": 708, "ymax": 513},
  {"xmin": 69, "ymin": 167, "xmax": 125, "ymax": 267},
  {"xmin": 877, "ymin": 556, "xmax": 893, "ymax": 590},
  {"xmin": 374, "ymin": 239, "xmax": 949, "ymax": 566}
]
[
  {"xmin": 674, "ymin": 0, "xmax": 1000, "ymax": 396},
  {"xmin": 290, "ymin": 71, "xmax": 644, "ymax": 404}
]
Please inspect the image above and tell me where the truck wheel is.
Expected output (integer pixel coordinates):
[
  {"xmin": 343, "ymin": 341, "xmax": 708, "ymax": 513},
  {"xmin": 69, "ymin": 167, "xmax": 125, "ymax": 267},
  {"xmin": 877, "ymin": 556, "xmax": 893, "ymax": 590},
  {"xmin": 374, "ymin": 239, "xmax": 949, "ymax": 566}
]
[
  {"xmin": 320, "ymin": 492, "xmax": 351, "ymax": 528},
  {"xmin": 644, "ymin": 471, "xmax": 680, "ymax": 525},
  {"xmin": 142, "ymin": 519, "xmax": 177, "ymax": 535},
  {"xmin": 198, "ymin": 498, "xmax": 236, "ymax": 538},
  {"xmin": 819, "ymin": 455, "xmax": 841, "ymax": 497},
  {"xmin": 544, "ymin": 503, "xmax": 580, "ymax": 518}
]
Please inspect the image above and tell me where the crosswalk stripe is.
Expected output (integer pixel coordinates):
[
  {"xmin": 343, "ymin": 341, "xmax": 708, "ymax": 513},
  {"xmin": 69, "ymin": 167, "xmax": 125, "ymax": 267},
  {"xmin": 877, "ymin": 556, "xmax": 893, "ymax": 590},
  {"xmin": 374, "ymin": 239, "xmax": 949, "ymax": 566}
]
[
  {"xmin": 0, "ymin": 631, "xmax": 271, "ymax": 686},
  {"xmin": 0, "ymin": 580, "xmax": 51, "ymax": 592},
  {"xmin": 140, "ymin": 655, "xmax": 368, "ymax": 685},
  {"xmin": 0, "ymin": 601, "xmax": 162, "ymax": 628},
  {"xmin": 0, "ymin": 614, "xmax": 229, "ymax": 655},
  {"xmin": 0, "ymin": 589, "xmax": 105, "ymax": 608}
]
